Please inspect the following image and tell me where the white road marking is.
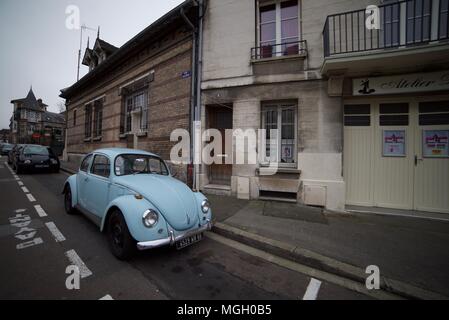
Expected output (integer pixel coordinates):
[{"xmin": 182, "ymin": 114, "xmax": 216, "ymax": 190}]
[
  {"xmin": 21, "ymin": 186, "xmax": 30, "ymax": 193},
  {"xmin": 45, "ymin": 222, "xmax": 66, "ymax": 242},
  {"xmin": 26, "ymin": 193, "xmax": 36, "ymax": 202},
  {"xmin": 34, "ymin": 205, "xmax": 48, "ymax": 217},
  {"xmin": 302, "ymin": 278, "xmax": 322, "ymax": 300},
  {"xmin": 15, "ymin": 209, "xmax": 27, "ymax": 213},
  {"xmin": 65, "ymin": 250, "xmax": 93, "ymax": 279},
  {"xmin": 18, "ymin": 181, "xmax": 24, "ymax": 186},
  {"xmin": 99, "ymin": 295, "xmax": 114, "ymax": 300}
]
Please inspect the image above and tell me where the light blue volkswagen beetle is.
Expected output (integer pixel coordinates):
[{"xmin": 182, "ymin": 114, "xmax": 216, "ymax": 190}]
[{"xmin": 63, "ymin": 148, "xmax": 212, "ymax": 260}]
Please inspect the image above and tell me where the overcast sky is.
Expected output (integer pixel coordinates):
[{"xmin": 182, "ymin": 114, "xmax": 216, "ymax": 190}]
[{"xmin": 0, "ymin": 0, "xmax": 185, "ymax": 130}]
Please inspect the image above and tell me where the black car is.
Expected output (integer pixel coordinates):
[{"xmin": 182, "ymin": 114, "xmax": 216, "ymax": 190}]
[
  {"xmin": 1, "ymin": 143, "xmax": 13, "ymax": 156},
  {"xmin": 13, "ymin": 145, "xmax": 60, "ymax": 174}
]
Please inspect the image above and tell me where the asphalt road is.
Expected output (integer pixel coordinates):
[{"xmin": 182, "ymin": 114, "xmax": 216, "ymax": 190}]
[{"xmin": 0, "ymin": 156, "xmax": 371, "ymax": 300}]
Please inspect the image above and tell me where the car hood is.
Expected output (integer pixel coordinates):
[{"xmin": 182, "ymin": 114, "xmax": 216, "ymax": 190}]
[{"xmin": 114, "ymin": 174, "xmax": 199, "ymax": 231}]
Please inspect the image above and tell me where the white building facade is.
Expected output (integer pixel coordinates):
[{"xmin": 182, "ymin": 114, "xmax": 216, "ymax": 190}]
[{"xmin": 198, "ymin": 0, "xmax": 449, "ymax": 213}]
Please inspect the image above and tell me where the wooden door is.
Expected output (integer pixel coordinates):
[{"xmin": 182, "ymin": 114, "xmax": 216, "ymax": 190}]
[{"xmin": 207, "ymin": 106, "xmax": 233, "ymax": 185}]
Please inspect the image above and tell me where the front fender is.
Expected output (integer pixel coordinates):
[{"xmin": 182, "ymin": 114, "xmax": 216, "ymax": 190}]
[
  {"xmin": 101, "ymin": 195, "xmax": 170, "ymax": 243},
  {"xmin": 63, "ymin": 175, "xmax": 78, "ymax": 208},
  {"xmin": 193, "ymin": 192, "xmax": 213, "ymax": 226}
]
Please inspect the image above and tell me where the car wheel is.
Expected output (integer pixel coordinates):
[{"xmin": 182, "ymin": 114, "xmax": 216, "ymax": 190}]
[
  {"xmin": 64, "ymin": 187, "xmax": 77, "ymax": 215},
  {"xmin": 107, "ymin": 210, "xmax": 136, "ymax": 260},
  {"xmin": 15, "ymin": 164, "xmax": 22, "ymax": 174}
]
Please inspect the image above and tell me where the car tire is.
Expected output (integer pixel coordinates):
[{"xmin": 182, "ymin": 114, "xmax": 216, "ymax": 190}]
[
  {"xmin": 107, "ymin": 210, "xmax": 136, "ymax": 261},
  {"xmin": 64, "ymin": 187, "xmax": 77, "ymax": 215},
  {"xmin": 15, "ymin": 164, "xmax": 22, "ymax": 174}
]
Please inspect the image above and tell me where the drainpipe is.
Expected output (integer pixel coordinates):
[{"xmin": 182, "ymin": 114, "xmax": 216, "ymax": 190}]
[
  {"xmin": 195, "ymin": 0, "xmax": 204, "ymax": 192},
  {"xmin": 181, "ymin": 0, "xmax": 204, "ymax": 191},
  {"xmin": 181, "ymin": 4, "xmax": 197, "ymax": 188}
]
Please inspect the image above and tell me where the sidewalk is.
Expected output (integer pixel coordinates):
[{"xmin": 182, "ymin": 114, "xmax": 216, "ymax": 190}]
[
  {"xmin": 60, "ymin": 160, "xmax": 78, "ymax": 174},
  {"xmin": 207, "ymin": 195, "xmax": 449, "ymax": 299}
]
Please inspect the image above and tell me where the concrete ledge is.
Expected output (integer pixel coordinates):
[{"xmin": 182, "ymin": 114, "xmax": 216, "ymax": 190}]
[{"xmin": 213, "ymin": 222, "xmax": 449, "ymax": 300}]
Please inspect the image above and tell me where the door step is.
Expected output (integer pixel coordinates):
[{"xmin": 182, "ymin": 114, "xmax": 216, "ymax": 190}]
[
  {"xmin": 203, "ymin": 184, "xmax": 232, "ymax": 196},
  {"xmin": 259, "ymin": 196, "xmax": 297, "ymax": 203}
]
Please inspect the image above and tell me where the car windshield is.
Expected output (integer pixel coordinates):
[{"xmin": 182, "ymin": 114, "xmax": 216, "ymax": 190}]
[
  {"xmin": 23, "ymin": 145, "xmax": 49, "ymax": 156},
  {"xmin": 115, "ymin": 154, "xmax": 169, "ymax": 176}
]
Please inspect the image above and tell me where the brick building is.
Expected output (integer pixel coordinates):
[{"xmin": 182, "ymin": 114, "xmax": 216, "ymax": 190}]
[{"xmin": 60, "ymin": 1, "xmax": 199, "ymax": 183}]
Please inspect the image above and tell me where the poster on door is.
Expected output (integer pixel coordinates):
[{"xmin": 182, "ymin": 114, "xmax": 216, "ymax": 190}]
[
  {"xmin": 423, "ymin": 130, "xmax": 449, "ymax": 158},
  {"xmin": 383, "ymin": 130, "xmax": 406, "ymax": 157}
]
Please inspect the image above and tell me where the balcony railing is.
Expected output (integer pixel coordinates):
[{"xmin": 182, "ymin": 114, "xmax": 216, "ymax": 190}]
[
  {"xmin": 323, "ymin": 0, "xmax": 449, "ymax": 57},
  {"xmin": 251, "ymin": 40, "xmax": 307, "ymax": 61}
]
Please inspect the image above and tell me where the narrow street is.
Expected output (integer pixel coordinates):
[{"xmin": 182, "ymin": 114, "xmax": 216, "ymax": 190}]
[{"xmin": 0, "ymin": 156, "xmax": 373, "ymax": 300}]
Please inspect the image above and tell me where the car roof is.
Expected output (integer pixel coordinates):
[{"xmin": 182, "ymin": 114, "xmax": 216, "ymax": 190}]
[{"xmin": 92, "ymin": 148, "xmax": 160, "ymax": 158}]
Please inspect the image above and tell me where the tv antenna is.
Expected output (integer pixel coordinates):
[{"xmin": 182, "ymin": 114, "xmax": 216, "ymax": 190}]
[{"xmin": 77, "ymin": 24, "xmax": 97, "ymax": 81}]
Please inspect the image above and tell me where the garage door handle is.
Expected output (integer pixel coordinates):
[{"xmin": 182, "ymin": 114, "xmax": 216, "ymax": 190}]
[{"xmin": 414, "ymin": 155, "xmax": 423, "ymax": 166}]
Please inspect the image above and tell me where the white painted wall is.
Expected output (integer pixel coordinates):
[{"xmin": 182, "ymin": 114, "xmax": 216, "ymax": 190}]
[{"xmin": 202, "ymin": 0, "xmax": 380, "ymax": 82}]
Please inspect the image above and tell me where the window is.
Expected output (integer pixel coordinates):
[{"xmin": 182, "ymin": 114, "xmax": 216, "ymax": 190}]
[
  {"xmin": 80, "ymin": 154, "xmax": 93, "ymax": 172},
  {"xmin": 73, "ymin": 109, "xmax": 77, "ymax": 126},
  {"xmin": 344, "ymin": 105, "xmax": 371, "ymax": 126},
  {"xmin": 91, "ymin": 155, "xmax": 110, "ymax": 178},
  {"xmin": 439, "ymin": 0, "xmax": 449, "ymax": 39},
  {"xmin": 115, "ymin": 154, "xmax": 168, "ymax": 176},
  {"xmin": 262, "ymin": 103, "xmax": 297, "ymax": 164},
  {"xmin": 379, "ymin": 103, "xmax": 409, "ymax": 126},
  {"xmin": 382, "ymin": 2, "xmax": 400, "ymax": 47},
  {"xmin": 23, "ymin": 145, "xmax": 48, "ymax": 156},
  {"xmin": 123, "ymin": 90, "xmax": 149, "ymax": 133},
  {"xmin": 419, "ymin": 101, "xmax": 449, "ymax": 125},
  {"xmin": 93, "ymin": 100, "xmax": 103, "ymax": 137},
  {"xmin": 259, "ymin": 0, "xmax": 299, "ymax": 58},
  {"xmin": 406, "ymin": 0, "xmax": 432, "ymax": 43},
  {"xmin": 85, "ymin": 104, "xmax": 92, "ymax": 138}
]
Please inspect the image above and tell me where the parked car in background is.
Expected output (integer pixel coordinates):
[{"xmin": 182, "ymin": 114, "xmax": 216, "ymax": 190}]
[
  {"xmin": 1, "ymin": 143, "xmax": 13, "ymax": 156},
  {"xmin": 13, "ymin": 145, "xmax": 60, "ymax": 174},
  {"xmin": 62, "ymin": 148, "xmax": 212, "ymax": 260}
]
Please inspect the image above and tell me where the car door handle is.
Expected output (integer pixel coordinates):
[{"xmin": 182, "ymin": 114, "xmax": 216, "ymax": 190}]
[{"xmin": 84, "ymin": 177, "xmax": 89, "ymax": 182}]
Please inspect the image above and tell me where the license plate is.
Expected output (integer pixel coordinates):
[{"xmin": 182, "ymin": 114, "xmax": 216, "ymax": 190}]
[
  {"xmin": 35, "ymin": 165, "xmax": 49, "ymax": 168},
  {"xmin": 176, "ymin": 233, "xmax": 203, "ymax": 250}
]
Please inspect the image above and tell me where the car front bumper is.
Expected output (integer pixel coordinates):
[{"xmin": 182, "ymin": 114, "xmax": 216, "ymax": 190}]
[{"xmin": 137, "ymin": 220, "xmax": 213, "ymax": 251}]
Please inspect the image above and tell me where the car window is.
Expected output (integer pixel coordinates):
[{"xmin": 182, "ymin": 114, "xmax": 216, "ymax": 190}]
[
  {"xmin": 115, "ymin": 154, "xmax": 169, "ymax": 176},
  {"xmin": 80, "ymin": 154, "xmax": 93, "ymax": 172},
  {"xmin": 91, "ymin": 155, "xmax": 110, "ymax": 178},
  {"xmin": 23, "ymin": 145, "xmax": 49, "ymax": 156}
]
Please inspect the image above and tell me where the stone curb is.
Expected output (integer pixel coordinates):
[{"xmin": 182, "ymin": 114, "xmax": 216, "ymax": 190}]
[
  {"xmin": 60, "ymin": 166, "xmax": 76, "ymax": 175},
  {"xmin": 213, "ymin": 222, "xmax": 448, "ymax": 300}
]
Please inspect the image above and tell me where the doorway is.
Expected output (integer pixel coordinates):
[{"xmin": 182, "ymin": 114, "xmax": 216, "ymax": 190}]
[{"xmin": 206, "ymin": 105, "xmax": 233, "ymax": 186}]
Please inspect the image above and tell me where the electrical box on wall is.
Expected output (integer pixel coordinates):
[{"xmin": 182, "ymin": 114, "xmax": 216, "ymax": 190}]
[{"xmin": 304, "ymin": 185, "xmax": 327, "ymax": 207}]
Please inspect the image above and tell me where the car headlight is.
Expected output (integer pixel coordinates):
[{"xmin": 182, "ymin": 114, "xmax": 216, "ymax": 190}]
[
  {"xmin": 50, "ymin": 159, "xmax": 58, "ymax": 164},
  {"xmin": 142, "ymin": 209, "xmax": 158, "ymax": 228},
  {"xmin": 201, "ymin": 199, "xmax": 210, "ymax": 214},
  {"xmin": 24, "ymin": 160, "xmax": 31, "ymax": 164}
]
